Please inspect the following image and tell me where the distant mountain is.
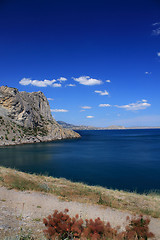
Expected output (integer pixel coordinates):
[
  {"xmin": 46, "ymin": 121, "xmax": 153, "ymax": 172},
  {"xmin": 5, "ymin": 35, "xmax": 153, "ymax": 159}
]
[
  {"xmin": 107, "ymin": 125, "xmax": 126, "ymax": 129},
  {"xmin": 57, "ymin": 121, "xmax": 125, "ymax": 130},
  {"xmin": 57, "ymin": 121, "xmax": 77, "ymax": 129},
  {"xmin": 57, "ymin": 121, "xmax": 160, "ymax": 130},
  {"xmin": 57, "ymin": 121, "xmax": 96, "ymax": 130}
]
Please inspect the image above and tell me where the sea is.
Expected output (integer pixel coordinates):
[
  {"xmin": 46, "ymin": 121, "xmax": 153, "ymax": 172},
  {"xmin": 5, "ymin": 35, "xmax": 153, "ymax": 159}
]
[{"xmin": 0, "ymin": 129, "xmax": 160, "ymax": 194}]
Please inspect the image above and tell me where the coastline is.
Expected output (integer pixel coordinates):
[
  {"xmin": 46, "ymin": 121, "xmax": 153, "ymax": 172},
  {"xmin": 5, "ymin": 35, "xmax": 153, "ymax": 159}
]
[
  {"xmin": 0, "ymin": 166, "xmax": 160, "ymax": 239},
  {"xmin": 72, "ymin": 127, "xmax": 160, "ymax": 130},
  {"xmin": 0, "ymin": 134, "xmax": 80, "ymax": 147},
  {"xmin": 0, "ymin": 166, "xmax": 160, "ymax": 218}
]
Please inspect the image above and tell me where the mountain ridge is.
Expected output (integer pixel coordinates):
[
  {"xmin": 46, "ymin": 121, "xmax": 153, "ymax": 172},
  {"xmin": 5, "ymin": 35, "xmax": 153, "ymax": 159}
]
[
  {"xmin": 57, "ymin": 120, "xmax": 160, "ymax": 130},
  {"xmin": 57, "ymin": 121, "xmax": 126, "ymax": 130}
]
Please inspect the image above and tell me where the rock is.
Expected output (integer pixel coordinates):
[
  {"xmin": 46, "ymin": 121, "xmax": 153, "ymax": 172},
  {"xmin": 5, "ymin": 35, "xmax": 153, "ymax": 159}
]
[{"xmin": 0, "ymin": 86, "xmax": 80, "ymax": 146}]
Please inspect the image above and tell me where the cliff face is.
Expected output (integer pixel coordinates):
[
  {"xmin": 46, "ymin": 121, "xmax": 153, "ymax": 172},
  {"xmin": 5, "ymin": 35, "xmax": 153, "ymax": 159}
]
[{"xmin": 0, "ymin": 86, "xmax": 80, "ymax": 146}]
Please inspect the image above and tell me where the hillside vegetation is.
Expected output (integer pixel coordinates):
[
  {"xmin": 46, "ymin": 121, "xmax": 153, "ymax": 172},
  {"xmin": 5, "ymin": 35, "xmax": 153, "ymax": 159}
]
[{"xmin": 0, "ymin": 166, "xmax": 160, "ymax": 218}]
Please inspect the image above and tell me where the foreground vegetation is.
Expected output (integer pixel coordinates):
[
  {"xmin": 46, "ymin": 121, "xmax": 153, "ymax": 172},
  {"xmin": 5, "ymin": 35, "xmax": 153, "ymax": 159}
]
[
  {"xmin": 43, "ymin": 209, "xmax": 154, "ymax": 239},
  {"xmin": 0, "ymin": 166, "xmax": 160, "ymax": 219}
]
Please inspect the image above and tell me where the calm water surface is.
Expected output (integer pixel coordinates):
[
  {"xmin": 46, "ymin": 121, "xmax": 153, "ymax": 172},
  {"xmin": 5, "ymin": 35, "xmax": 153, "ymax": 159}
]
[{"xmin": 0, "ymin": 129, "xmax": 160, "ymax": 193}]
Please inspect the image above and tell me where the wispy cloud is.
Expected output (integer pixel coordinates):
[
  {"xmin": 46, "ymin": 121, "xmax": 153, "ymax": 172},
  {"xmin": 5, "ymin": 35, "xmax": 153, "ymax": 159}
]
[
  {"xmin": 115, "ymin": 100, "xmax": 151, "ymax": 111},
  {"xmin": 47, "ymin": 98, "xmax": 54, "ymax": 101},
  {"xmin": 152, "ymin": 22, "xmax": 160, "ymax": 26},
  {"xmin": 51, "ymin": 109, "xmax": 68, "ymax": 112},
  {"xmin": 65, "ymin": 84, "xmax": 76, "ymax": 87},
  {"xmin": 86, "ymin": 116, "xmax": 94, "ymax": 118},
  {"xmin": 153, "ymin": 29, "xmax": 160, "ymax": 35},
  {"xmin": 57, "ymin": 77, "xmax": 67, "ymax": 82},
  {"xmin": 81, "ymin": 106, "xmax": 92, "ymax": 109},
  {"xmin": 106, "ymin": 80, "xmax": 111, "ymax": 83},
  {"xmin": 73, "ymin": 76, "xmax": 102, "ymax": 86},
  {"xmin": 145, "ymin": 72, "xmax": 152, "ymax": 75},
  {"xmin": 152, "ymin": 22, "xmax": 160, "ymax": 36},
  {"xmin": 157, "ymin": 52, "xmax": 160, "ymax": 57},
  {"xmin": 99, "ymin": 104, "xmax": 111, "ymax": 107},
  {"xmin": 95, "ymin": 90, "xmax": 109, "ymax": 96}
]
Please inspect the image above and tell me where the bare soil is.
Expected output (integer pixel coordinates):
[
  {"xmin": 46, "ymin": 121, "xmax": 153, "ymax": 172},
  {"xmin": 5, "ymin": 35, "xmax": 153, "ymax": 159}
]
[{"xmin": 0, "ymin": 187, "xmax": 160, "ymax": 240}]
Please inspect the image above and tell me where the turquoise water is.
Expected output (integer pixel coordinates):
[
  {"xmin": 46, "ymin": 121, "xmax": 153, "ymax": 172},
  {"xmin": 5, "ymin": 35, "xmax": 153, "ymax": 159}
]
[{"xmin": 0, "ymin": 129, "xmax": 160, "ymax": 193}]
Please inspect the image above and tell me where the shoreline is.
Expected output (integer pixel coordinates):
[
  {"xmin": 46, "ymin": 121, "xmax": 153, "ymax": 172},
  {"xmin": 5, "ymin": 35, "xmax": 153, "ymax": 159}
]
[
  {"xmin": 1, "ymin": 127, "xmax": 159, "ymax": 147},
  {"xmin": 0, "ymin": 134, "xmax": 80, "ymax": 147},
  {"xmin": 0, "ymin": 166, "xmax": 160, "ymax": 218},
  {"xmin": 73, "ymin": 127, "xmax": 160, "ymax": 130},
  {"xmin": 0, "ymin": 166, "xmax": 160, "ymax": 239}
]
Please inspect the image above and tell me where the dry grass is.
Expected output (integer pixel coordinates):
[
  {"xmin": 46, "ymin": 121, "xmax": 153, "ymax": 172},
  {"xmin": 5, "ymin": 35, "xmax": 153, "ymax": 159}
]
[{"xmin": 0, "ymin": 166, "xmax": 160, "ymax": 218}]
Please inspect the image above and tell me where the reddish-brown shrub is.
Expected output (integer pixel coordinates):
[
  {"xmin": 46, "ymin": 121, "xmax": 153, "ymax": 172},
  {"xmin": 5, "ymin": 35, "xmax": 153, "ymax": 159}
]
[
  {"xmin": 43, "ymin": 209, "xmax": 84, "ymax": 239},
  {"xmin": 81, "ymin": 218, "xmax": 118, "ymax": 240},
  {"xmin": 124, "ymin": 215, "xmax": 155, "ymax": 239},
  {"xmin": 43, "ymin": 209, "xmax": 155, "ymax": 240}
]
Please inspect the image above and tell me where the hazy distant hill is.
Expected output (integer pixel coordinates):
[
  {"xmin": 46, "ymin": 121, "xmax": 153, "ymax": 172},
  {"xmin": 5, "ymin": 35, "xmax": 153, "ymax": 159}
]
[
  {"xmin": 57, "ymin": 121, "xmax": 96, "ymax": 130},
  {"xmin": 57, "ymin": 121, "xmax": 125, "ymax": 130}
]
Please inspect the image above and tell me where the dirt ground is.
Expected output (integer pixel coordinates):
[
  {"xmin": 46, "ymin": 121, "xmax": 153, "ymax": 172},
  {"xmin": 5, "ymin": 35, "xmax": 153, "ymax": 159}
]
[{"xmin": 0, "ymin": 187, "xmax": 160, "ymax": 239}]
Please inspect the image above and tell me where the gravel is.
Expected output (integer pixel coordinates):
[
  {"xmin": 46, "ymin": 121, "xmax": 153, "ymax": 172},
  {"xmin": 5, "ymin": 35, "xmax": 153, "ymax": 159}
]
[{"xmin": 0, "ymin": 186, "xmax": 160, "ymax": 239}]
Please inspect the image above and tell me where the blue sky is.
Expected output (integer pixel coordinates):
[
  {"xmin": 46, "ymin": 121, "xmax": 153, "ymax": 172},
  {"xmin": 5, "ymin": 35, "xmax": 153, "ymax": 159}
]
[{"xmin": 0, "ymin": 0, "xmax": 160, "ymax": 127}]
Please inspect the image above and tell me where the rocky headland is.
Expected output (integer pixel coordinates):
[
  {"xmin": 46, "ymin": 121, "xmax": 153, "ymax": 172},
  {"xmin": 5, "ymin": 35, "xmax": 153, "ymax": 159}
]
[{"xmin": 0, "ymin": 86, "xmax": 80, "ymax": 146}]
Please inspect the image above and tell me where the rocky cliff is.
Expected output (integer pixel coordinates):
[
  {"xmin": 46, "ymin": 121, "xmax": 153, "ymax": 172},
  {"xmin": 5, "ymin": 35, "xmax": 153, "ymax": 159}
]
[{"xmin": 0, "ymin": 86, "xmax": 80, "ymax": 146}]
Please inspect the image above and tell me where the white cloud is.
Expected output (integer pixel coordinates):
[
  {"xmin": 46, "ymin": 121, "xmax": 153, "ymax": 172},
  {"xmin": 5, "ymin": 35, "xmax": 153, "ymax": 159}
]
[
  {"xmin": 52, "ymin": 83, "xmax": 62, "ymax": 88},
  {"xmin": 51, "ymin": 109, "xmax": 68, "ymax": 112},
  {"xmin": 145, "ymin": 72, "xmax": 152, "ymax": 75},
  {"xmin": 81, "ymin": 106, "xmax": 92, "ymax": 109},
  {"xmin": 73, "ymin": 76, "xmax": 102, "ymax": 86},
  {"xmin": 95, "ymin": 90, "xmax": 109, "ymax": 96},
  {"xmin": 19, "ymin": 78, "xmax": 57, "ymax": 87},
  {"xmin": 19, "ymin": 78, "xmax": 32, "ymax": 85},
  {"xmin": 157, "ymin": 52, "xmax": 160, "ymax": 57},
  {"xmin": 31, "ymin": 80, "xmax": 46, "ymax": 87},
  {"xmin": 106, "ymin": 80, "xmax": 111, "ymax": 83},
  {"xmin": 66, "ymin": 84, "xmax": 76, "ymax": 87},
  {"xmin": 32, "ymin": 80, "xmax": 55, "ymax": 87},
  {"xmin": 99, "ymin": 104, "xmax": 111, "ymax": 107},
  {"xmin": 57, "ymin": 77, "xmax": 67, "ymax": 82},
  {"xmin": 43, "ymin": 79, "xmax": 56, "ymax": 85},
  {"xmin": 115, "ymin": 100, "xmax": 151, "ymax": 111},
  {"xmin": 47, "ymin": 98, "xmax": 54, "ymax": 101},
  {"xmin": 86, "ymin": 116, "xmax": 94, "ymax": 118}
]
